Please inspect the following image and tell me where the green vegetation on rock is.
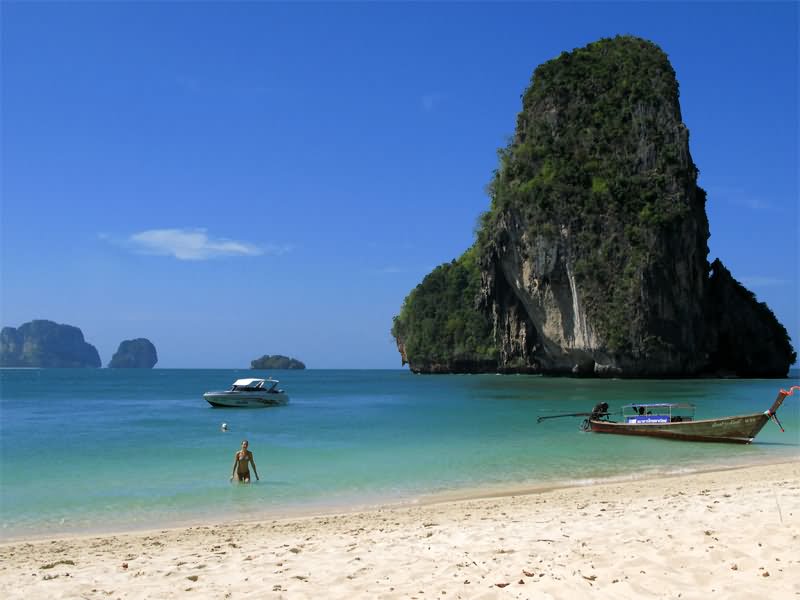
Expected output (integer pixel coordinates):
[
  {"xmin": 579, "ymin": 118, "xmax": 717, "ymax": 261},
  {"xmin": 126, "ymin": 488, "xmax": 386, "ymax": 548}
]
[
  {"xmin": 251, "ymin": 355, "xmax": 305, "ymax": 370},
  {"xmin": 391, "ymin": 247, "xmax": 496, "ymax": 372}
]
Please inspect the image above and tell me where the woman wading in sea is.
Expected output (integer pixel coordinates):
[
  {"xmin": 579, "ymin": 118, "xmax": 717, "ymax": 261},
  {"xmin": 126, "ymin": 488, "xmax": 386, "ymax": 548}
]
[{"xmin": 230, "ymin": 440, "xmax": 259, "ymax": 483}]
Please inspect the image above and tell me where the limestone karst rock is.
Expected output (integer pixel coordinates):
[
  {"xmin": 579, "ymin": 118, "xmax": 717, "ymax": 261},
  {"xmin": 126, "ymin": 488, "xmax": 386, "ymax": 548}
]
[
  {"xmin": 108, "ymin": 338, "xmax": 158, "ymax": 368},
  {"xmin": 0, "ymin": 320, "xmax": 101, "ymax": 367},
  {"xmin": 393, "ymin": 36, "xmax": 795, "ymax": 376}
]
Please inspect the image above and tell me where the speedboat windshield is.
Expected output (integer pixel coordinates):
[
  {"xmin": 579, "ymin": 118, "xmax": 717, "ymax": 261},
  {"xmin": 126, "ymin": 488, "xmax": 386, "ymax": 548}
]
[{"xmin": 227, "ymin": 378, "xmax": 281, "ymax": 392}]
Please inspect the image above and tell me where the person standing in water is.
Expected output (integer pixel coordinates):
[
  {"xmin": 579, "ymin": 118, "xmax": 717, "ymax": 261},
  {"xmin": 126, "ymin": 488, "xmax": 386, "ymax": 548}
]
[{"xmin": 230, "ymin": 440, "xmax": 259, "ymax": 483}]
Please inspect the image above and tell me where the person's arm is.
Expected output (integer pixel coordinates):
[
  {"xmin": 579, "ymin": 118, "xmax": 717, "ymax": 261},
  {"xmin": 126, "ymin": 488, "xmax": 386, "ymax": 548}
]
[
  {"xmin": 249, "ymin": 452, "xmax": 259, "ymax": 481},
  {"xmin": 231, "ymin": 452, "xmax": 239, "ymax": 481}
]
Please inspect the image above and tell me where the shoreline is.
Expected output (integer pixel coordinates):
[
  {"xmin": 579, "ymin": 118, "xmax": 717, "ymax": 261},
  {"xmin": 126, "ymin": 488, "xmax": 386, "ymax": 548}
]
[
  {"xmin": 1, "ymin": 460, "xmax": 798, "ymax": 599},
  {"xmin": 2, "ymin": 455, "xmax": 796, "ymax": 545}
]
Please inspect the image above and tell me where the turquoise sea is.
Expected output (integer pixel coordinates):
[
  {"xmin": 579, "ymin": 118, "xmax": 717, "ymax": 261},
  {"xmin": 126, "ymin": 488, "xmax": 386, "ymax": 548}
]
[{"xmin": 1, "ymin": 369, "xmax": 798, "ymax": 540}]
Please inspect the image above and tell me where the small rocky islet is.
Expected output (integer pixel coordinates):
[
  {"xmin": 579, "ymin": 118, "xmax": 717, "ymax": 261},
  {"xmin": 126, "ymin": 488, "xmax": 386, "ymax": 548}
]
[
  {"xmin": 0, "ymin": 320, "xmax": 157, "ymax": 368},
  {"xmin": 108, "ymin": 338, "xmax": 158, "ymax": 368},
  {"xmin": 250, "ymin": 355, "xmax": 305, "ymax": 370},
  {"xmin": 0, "ymin": 321, "xmax": 306, "ymax": 371}
]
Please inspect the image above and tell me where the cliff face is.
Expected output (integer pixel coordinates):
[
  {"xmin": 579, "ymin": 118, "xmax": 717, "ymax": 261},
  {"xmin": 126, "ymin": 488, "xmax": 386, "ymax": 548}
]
[
  {"xmin": 478, "ymin": 36, "xmax": 710, "ymax": 375},
  {"xmin": 108, "ymin": 338, "xmax": 158, "ymax": 368},
  {"xmin": 392, "ymin": 35, "xmax": 795, "ymax": 376},
  {"xmin": 705, "ymin": 260, "xmax": 796, "ymax": 376},
  {"xmin": 0, "ymin": 320, "xmax": 101, "ymax": 368}
]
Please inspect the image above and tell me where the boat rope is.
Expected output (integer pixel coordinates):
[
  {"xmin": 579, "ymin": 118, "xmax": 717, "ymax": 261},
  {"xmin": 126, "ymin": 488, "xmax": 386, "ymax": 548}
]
[
  {"xmin": 770, "ymin": 412, "xmax": 785, "ymax": 433},
  {"xmin": 766, "ymin": 386, "xmax": 799, "ymax": 433}
]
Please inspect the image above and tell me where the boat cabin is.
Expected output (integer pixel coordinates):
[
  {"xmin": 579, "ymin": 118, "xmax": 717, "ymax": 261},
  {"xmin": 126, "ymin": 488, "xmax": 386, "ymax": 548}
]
[
  {"xmin": 622, "ymin": 403, "xmax": 695, "ymax": 424},
  {"xmin": 230, "ymin": 378, "xmax": 280, "ymax": 393}
]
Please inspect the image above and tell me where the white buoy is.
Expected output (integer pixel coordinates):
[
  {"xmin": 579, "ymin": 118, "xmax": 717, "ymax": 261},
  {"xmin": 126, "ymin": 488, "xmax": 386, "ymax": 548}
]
[{"xmin": 221, "ymin": 422, "xmax": 228, "ymax": 432}]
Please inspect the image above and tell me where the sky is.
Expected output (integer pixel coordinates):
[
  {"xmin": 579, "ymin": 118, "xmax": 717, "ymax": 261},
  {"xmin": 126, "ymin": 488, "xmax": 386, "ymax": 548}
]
[{"xmin": 1, "ymin": 2, "xmax": 797, "ymax": 369}]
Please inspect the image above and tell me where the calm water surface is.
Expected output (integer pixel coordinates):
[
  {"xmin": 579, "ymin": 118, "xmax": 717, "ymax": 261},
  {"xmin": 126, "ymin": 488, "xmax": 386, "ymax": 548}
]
[{"xmin": 1, "ymin": 369, "xmax": 798, "ymax": 539}]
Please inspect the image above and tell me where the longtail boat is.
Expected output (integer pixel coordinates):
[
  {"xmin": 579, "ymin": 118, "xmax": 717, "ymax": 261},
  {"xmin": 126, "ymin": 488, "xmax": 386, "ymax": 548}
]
[{"xmin": 537, "ymin": 386, "xmax": 798, "ymax": 444}]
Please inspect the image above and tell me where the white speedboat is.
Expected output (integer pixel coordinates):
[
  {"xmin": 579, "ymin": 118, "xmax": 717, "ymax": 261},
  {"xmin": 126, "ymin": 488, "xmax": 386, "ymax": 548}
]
[{"xmin": 204, "ymin": 378, "xmax": 289, "ymax": 408}]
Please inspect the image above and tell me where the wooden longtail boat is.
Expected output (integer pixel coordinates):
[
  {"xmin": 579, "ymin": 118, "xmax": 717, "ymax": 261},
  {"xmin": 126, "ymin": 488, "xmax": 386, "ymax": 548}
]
[{"xmin": 538, "ymin": 386, "xmax": 799, "ymax": 444}]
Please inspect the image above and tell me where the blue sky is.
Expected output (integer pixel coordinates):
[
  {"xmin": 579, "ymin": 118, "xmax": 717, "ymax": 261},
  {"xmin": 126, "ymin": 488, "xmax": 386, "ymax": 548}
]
[{"xmin": 1, "ymin": 2, "xmax": 797, "ymax": 368}]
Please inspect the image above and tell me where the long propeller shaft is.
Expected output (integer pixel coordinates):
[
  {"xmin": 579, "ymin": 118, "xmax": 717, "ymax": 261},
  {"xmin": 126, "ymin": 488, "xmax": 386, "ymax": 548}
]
[{"xmin": 537, "ymin": 412, "xmax": 608, "ymax": 423}]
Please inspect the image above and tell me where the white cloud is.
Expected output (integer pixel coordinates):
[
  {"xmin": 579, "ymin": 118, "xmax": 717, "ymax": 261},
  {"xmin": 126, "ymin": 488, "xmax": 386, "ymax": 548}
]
[
  {"xmin": 127, "ymin": 228, "xmax": 265, "ymax": 260},
  {"xmin": 739, "ymin": 276, "xmax": 791, "ymax": 288}
]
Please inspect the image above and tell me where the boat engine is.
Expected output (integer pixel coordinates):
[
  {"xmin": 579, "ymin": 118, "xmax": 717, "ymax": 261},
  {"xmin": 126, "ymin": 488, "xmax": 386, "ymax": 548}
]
[
  {"xmin": 582, "ymin": 402, "xmax": 609, "ymax": 431},
  {"xmin": 590, "ymin": 402, "xmax": 609, "ymax": 419}
]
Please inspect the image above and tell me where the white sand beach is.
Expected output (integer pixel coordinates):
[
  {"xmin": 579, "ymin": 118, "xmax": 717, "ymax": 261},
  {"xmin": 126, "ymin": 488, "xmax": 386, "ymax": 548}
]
[{"xmin": 1, "ymin": 461, "xmax": 797, "ymax": 599}]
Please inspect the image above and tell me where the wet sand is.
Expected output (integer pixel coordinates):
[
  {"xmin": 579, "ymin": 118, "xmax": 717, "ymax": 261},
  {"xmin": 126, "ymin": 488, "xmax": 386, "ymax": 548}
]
[{"xmin": 1, "ymin": 461, "xmax": 797, "ymax": 599}]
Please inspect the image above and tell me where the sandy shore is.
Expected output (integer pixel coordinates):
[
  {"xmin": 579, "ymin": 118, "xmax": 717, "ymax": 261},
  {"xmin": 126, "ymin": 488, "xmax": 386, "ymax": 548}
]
[{"xmin": 1, "ymin": 461, "xmax": 797, "ymax": 599}]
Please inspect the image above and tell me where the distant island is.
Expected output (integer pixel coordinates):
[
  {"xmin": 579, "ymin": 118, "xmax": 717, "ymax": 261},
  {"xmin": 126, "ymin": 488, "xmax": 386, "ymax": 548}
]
[
  {"xmin": 392, "ymin": 35, "xmax": 795, "ymax": 377},
  {"xmin": 251, "ymin": 355, "xmax": 306, "ymax": 370},
  {"xmin": 0, "ymin": 319, "xmax": 101, "ymax": 368},
  {"xmin": 108, "ymin": 338, "xmax": 158, "ymax": 368}
]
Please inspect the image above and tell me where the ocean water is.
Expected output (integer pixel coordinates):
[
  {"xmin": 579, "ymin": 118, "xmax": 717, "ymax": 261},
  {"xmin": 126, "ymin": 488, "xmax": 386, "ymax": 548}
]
[{"xmin": 1, "ymin": 369, "xmax": 798, "ymax": 540}]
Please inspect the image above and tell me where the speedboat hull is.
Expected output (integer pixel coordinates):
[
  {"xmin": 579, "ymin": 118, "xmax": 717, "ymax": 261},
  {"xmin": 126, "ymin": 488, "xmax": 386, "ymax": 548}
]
[
  {"xmin": 204, "ymin": 391, "xmax": 289, "ymax": 408},
  {"xmin": 589, "ymin": 412, "xmax": 770, "ymax": 444}
]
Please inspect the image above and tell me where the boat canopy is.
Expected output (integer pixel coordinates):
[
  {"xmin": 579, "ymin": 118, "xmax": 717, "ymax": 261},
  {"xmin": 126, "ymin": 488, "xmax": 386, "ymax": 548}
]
[
  {"xmin": 622, "ymin": 402, "xmax": 695, "ymax": 420},
  {"xmin": 621, "ymin": 402, "xmax": 695, "ymax": 410},
  {"xmin": 233, "ymin": 378, "xmax": 266, "ymax": 387}
]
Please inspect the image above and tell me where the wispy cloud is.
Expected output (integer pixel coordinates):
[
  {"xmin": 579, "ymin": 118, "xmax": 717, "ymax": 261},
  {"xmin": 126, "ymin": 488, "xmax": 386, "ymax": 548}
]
[
  {"xmin": 739, "ymin": 276, "xmax": 792, "ymax": 288},
  {"xmin": 732, "ymin": 196, "xmax": 771, "ymax": 210},
  {"xmin": 420, "ymin": 92, "xmax": 442, "ymax": 112},
  {"xmin": 129, "ymin": 229, "xmax": 263, "ymax": 260},
  {"xmin": 101, "ymin": 228, "xmax": 290, "ymax": 260},
  {"xmin": 709, "ymin": 186, "xmax": 773, "ymax": 210}
]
